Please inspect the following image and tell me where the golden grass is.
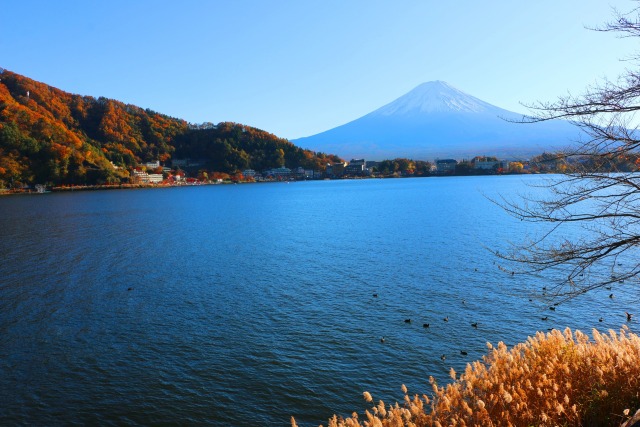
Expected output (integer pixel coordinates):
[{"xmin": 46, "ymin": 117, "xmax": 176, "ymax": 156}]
[{"xmin": 293, "ymin": 327, "xmax": 640, "ymax": 427}]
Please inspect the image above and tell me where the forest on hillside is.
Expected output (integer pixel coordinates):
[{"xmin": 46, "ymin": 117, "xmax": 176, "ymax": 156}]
[{"xmin": 0, "ymin": 69, "xmax": 341, "ymax": 187}]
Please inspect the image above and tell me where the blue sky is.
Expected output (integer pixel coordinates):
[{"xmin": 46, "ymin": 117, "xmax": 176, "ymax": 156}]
[{"xmin": 1, "ymin": 1, "xmax": 636, "ymax": 140}]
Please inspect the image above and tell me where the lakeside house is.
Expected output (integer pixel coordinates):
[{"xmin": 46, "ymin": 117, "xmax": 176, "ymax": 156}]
[
  {"xmin": 472, "ymin": 157, "xmax": 511, "ymax": 171},
  {"xmin": 263, "ymin": 167, "xmax": 292, "ymax": 180},
  {"xmin": 344, "ymin": 158, "xmax": 368, "ymax": 176},
  {"xmin": 132, "ymin": 170, "xmax": 163, "ymax": 184},
  {"xmin": 435, "ymin": 159, "xmax": 458, "ymax": 175}
]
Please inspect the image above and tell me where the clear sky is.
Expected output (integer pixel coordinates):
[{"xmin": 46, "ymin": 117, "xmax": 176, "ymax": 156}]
[{"xmin": 1, "ymin": 1, "xmax": 637, "ymax": 140}]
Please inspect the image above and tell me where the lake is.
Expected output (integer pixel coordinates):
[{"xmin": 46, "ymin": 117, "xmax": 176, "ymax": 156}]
[{"xmin": 0, "ymin": 176, "xmax": 635, "ymax": 426}]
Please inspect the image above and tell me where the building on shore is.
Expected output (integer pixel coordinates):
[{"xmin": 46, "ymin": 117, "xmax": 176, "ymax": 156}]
[
  {"xmin": 435, "ymin": 159, "xmax": 458, "ymax": 175},
  {"xmin": 345, "ymin": 158, "xmax": 368, "ymax": 176},
  {"xmin": 242, "ymin": 169, "xmax": 256, "ymax": 178},
  {"xmin": 326, "ymin": 162, "xmax": 346, "ymax": 178},
  {"xmin": 132, "ymin": 170, "xmax": 164, "ymax": 184},
  {"xmin": 263, "ymin": 167, "xmax": 292, "ymax": 180}
]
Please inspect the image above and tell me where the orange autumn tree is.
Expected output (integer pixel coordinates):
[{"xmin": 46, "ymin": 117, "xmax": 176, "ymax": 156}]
[
  {"xmin": 0, "ymin": 70, "xmax": 185, "ymax": 185},
  {"xmin": 0, "ymin": 68, "xmax": 341, "ymax": 187}
]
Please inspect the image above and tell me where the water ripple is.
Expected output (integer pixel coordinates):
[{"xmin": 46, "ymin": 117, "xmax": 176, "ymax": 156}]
[{"xmin": 0, "ymin": 178, "xmax": 637, "ymax": 426}]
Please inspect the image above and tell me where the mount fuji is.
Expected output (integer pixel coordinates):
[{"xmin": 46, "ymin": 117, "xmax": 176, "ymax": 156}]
[{"xmin": 293, "ymin": 81, "xmax": 582, "ymax": 160}]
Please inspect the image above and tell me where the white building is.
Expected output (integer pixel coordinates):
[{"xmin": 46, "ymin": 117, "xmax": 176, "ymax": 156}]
[
  {"xmin": 132, "ymin": 170, "xmax": 149, "ymax": 182},
  {"xmin": 147, "ymin": 174, "xmax": 163, "ymax": 183},
  {"xmin": 144, "ymin": 161, "xmax": 160, "ymax": 169},
  {"xmin": 474, "ymin": 160, "xmax": 511, "ymax": 171},
  {"xmin": 132, "ymin": 170, "xmax": 163, "ymax": 184},
  {"xmin": 264, "ymin": 167, "xmax": 292, "ymax": 178},
  {"xmin": 474, "ymin": 161, "xmax": 500, "ymax": 170}
]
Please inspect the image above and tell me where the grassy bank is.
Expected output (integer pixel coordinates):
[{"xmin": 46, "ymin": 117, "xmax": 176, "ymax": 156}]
[{"xmin": 294, "ymin": 326, "xmax": 640, "ymax": 427}]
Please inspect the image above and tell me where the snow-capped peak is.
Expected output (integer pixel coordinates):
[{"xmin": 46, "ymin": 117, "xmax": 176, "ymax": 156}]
[{"xmin": 371, "ymin": 81, "xmax": 501, "ymax": 116}]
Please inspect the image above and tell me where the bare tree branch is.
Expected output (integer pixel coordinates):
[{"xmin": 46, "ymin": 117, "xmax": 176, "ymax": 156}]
[{"xmin": 495, "ymin": 5, "xmax": 640, "ymax": 300}]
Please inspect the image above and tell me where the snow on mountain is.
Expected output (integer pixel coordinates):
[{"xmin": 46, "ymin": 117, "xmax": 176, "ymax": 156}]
[
  {"xmin": 372, "ymin": 81, "xmax": 501, "ymax": 116},
  {"xmin": 293, "ymin": 81, "xmax": 581, "ymax": 160}
]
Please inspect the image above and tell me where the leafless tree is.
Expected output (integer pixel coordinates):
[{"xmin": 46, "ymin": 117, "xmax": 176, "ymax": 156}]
[{"xmin": 496, "ymin": 2, "xmax": 640, "ymax": 301}]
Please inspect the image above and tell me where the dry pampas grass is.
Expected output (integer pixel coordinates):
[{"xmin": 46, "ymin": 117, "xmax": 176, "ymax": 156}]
[{"xmin": 293, "ymin": 326, "xmax": 640, "ymax": 427}]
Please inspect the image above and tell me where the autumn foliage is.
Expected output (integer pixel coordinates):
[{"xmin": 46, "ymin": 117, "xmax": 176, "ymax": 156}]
[
  {"xmin": 294, "ymin": 327, "xmax": 640, "ymax": 427},
  {"xmin": 172, "ymin": 122, "xmax": 341, "ymax": 174},
  {"xmin": 0, "ymin": 68, "xmax": 339, "ymax": 187}
]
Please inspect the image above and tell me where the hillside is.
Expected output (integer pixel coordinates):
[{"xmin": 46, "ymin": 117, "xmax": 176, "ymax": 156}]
[
  {"xmin": 0, "ymin": 69, "xmax": 339, "ymax": 187},
  {"xmin": 294, "ymin": 81, "xmax": 582, "ymax": 160}
]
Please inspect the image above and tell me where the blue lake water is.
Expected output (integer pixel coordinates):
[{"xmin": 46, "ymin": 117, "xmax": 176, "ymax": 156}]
[{"xmin": 0, "ymin": 176, "xmax": 636, "ymax": 426}]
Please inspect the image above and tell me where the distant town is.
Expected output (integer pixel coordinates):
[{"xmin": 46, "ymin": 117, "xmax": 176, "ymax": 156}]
[
  {"xmin": 122, "ymin": 153, "xmax": 569, "ymax": 186},
  {"xmin": 5, "ymin": 149, "xmax": 631, "ymax": 195}
]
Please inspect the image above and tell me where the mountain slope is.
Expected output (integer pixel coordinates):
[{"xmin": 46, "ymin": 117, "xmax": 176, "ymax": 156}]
[
  {"xmin": 294, "ymin": 81, "xmax": 582, "ymax": 160},
  {"xmin": 0, "ymin": 69, "xmax": 339, "ymax": 187}
]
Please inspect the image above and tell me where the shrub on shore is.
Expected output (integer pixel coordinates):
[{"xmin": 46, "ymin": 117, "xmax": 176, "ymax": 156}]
[{"xmin": 293, "ymin": 326, "xmax": 640, "ymax": 427}]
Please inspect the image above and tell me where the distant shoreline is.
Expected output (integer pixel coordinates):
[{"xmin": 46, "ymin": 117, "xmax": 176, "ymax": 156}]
[
  {"xmin": 0, "ymin": 172, "xmax": 553, "ymax": 196},
  {"xmin": 0, "ymin": 182, "xmax": 221, "ymax": 196}
]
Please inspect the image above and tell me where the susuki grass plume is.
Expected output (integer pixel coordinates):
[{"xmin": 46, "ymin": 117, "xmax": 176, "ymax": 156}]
[{"xmin": 292, "ymin": 326, "xmax": 640, "ymax": 427}]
